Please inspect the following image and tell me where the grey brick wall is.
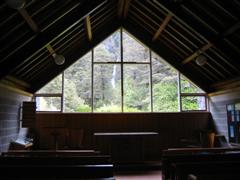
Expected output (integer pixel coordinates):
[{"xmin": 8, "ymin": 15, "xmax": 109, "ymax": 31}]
[
  {"xmin": 0, "ymin": 86, "xmax": 30, "ymax": 152},
  {"xmin": 209, "ymin": 89, "xmax": 240, "ymax": 142}
]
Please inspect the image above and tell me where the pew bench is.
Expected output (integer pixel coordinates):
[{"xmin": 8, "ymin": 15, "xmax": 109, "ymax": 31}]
[
  {"xmin": 173, "ymin": 161, "xmax": 240, "ymax": 180},
  {"xmin": 0, "ymin": 154, "xmax": 114, "ymax": 179},
  {"xmin": 2, "ymin": 149, "xmax": 100, "ymax": 157},
  {"xmin": 162, "ymin": 147, "xmax": 240, "ymax": 180}
]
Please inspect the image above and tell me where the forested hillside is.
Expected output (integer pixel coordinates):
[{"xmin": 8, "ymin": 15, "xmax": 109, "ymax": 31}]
[{"xmin": 36, "ymin": 30, "xmax": 205, "ymax": 112}]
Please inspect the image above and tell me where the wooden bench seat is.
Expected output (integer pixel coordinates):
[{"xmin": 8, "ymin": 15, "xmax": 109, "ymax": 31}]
[
  {"xmin": 0, "ymin": 154, "xmax": 114, "ymax": 179},
  {"xmin": 162, "ymin": 147, "xmax": 240, "ymax": 180},
  {"xmin": 173, "ymin": 161, "xmax": 240, "ymax": 180},
  {"xmin": 2, "ymin": 149, "xmax": 100, "ymax": 157}
]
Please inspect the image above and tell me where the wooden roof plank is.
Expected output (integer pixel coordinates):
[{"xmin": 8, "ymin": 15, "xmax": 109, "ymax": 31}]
[
  {"xmin": 85, "ymin": 15, "xmax": 92, "ymax": 42},
  {"xmin": 30, "ymin": 20, "xmax": 120, "ymax": 92},
  {"xmin": 0, "ymin": 0, "xmax": 107, "ymax": 79},
  {"xmin": 152, "ymin": 13, "xmax": 173, "ymax": 41},
  {"xmin": 123, "ymin": 21, "xmax": 213, "ymax": 92},
  {"xmin": 18, "ymin": 8, "xmax": 40, "ymax": 33}
]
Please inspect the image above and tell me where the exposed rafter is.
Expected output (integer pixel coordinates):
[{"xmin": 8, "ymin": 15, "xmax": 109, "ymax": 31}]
[
  {"xmin": 123, "ymin": 21, "xmax": 212, "ymax": 92},
  {"xmin": 117, "ymin": 0, "xmax": 125, "ymax": 18},
  {"xmin": 182, "ymin": 22, "xmax": 240, "ymax": 65},
  {"xmin": 123, "ymin": 0, "xmax": 132, "ymax": 18},
  {"xmin": 182, "ymin": 42, "xmax": 213, "ymax": 64},
  {"xmin": 46, "ymin": 44, "xmax": 55, "ymax": 54},
  {"xmin": 0, "ymin": 0, "xmax": 107, "ymax": 79},
  {"xmin": 210, "ymin": 77, "xmax": 240, "ymax": 92},
  {"xmin": 18, "ymin": 8, "xmax": 40, "ymax": 33},
  {"xmin": 223, "ymin": 22, "xmax": 240, "ymax": 36},
  {"xmin": 1, "ymin": 75, "xmax": 30, "ymax": 92},
  {"xmin": 152, "ymin": 13, "xmax": 173, "ymax": 41},
  {"xmin": 31, "ymin": 20, "xmax": 120, "ymax": 92},
  {"xmin": 117, "ymin": 0, "xmax": 132, "ymax": 19},
  {"xmin": 85, "ymin": 15, "xmax": 92, "ymax": 41},
  {"xmin": 1, "ymin": 0, "xmax": 240, "ymax": 94}
]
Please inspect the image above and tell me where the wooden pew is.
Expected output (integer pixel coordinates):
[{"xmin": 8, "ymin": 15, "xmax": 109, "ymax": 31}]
[
  {"xmin": 174, "ymin": 161, "xmax": 240, "ymax": 180},
  {"xmin": 0, "ymin": 153, "xmax": 115, "ymax": 179},
  {"xmin": 2, "ymin": 149, "xmax": 100, "ymax": 157},
  {"xmin": 162, "ymin": 147, "xmax": 240, "ymax": 180}
]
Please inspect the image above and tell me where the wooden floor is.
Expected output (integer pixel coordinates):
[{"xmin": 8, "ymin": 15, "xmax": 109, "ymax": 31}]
[{"xmin": 115, "ymin": 170, "xmax": 162, "ymax": 180}]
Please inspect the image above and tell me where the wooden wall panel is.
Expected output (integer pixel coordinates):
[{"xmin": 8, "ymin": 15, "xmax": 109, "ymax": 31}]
[
  {"xmin": 36, "ymin": 112, "xmax": 211, "ymax": 160},
  {"xmin": 0, "ymin": 86, "xmax": 31, "ymax": 152}
]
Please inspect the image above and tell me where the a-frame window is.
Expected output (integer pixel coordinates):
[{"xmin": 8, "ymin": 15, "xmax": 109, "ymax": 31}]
[{"xmin": 35, "ymin": 29, "xmax": 206, "ymax": 112}]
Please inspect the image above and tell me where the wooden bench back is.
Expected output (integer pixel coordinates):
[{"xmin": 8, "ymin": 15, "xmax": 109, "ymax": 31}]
[
  {"xmin": 162, "ymin": 148, "xmax": 240, "ymax": 180},
  {"xmin": 2, "ymin": 149, "xmax": 100, "ymax": 157},
  {"xmin": 0, "ymin": 154, "xmax": 114, "ymax": 179}
]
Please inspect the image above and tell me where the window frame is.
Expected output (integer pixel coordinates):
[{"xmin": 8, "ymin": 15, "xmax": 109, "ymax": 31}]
[
  {"xmin": 34, "ymin": 94, "xmax": 63, "ymax": 112},
  {"xmin": 179, "ymin": 73, "xmax": 208, "ymax": 112},
  {"xmin": 34, "ymin": 28, "xmax": 208, "ymax": 113}
]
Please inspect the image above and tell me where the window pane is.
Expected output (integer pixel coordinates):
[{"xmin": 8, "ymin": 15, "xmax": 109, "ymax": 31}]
[
  {"xmin": 181, "ymin": 96, "xmax": 206, "ymax": 111},
  {"xmin": 93, "ymin": 64, "xmax": 121, "ymax": 112},
  {"xmin": 64, "ymin": 52, "xmax": 92, "ymax": 112},
  {"xmin": 37, "ymin": 74, "xmax": 62, "ymax": 93},
  {"xmin": 123, "ymin": 64, "xmax": 150, "ymax": 112},
  {"xmin": 36, "ymin": 97, "xmax": 61, "ymax": 111},
  {"xmin": 152, "ymin": 53, "xmax": 178, "ymax": 112},
  {"xmin": 181, "ymin": 75, "xmax": 204, "ymax": 93},
  {"xmin": 94, "ymin": 30, "xmax": 120, "ymax": 62},
  {"xmin": 123, "ymin": 31, "xmax": 149, "ymax": 62}
]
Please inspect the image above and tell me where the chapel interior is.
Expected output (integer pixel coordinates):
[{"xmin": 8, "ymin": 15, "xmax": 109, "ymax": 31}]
[{"xmin": 1, "ymin": 0, "xmax": 240, "ymax": 179}]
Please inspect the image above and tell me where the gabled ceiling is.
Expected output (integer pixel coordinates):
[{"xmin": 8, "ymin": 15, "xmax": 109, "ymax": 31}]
[{"xmin": 0, "ymin": 0, "xmax": 240, "ymax": 94}]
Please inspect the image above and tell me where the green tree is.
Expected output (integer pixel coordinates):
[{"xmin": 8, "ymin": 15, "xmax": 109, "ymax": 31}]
[{"xmin": 153, "ymin": 82, "xmax": 178, "ymax": 112}]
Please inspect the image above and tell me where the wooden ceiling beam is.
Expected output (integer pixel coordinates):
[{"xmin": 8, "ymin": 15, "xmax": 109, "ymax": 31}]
[
  {"xmin": 182, "ymin": 42, "xmax": 213, "ymax": 64},
  {"xmin": 85, "ymin": 15, "xmax": 92, "ymax": 42},
  {"xmin": 210, "ymin": 77, "xmax": 240, "ymax": 92},
  {"xmin": 118, "ymin": 0, "xmax": 132, "ymax": 19},
  {"xmin": 223, "ymin": 22, "xmax": 240, "ymax": 36},
  {"xmin": 46, "ymin": 44, "xmax": 55, "ymax": 55},
  {"xmin": 182, "ymin": 21, "xmax": 240, "ymax": 65},
  {"xmin": 123, "ymin": 21, "xmax": 213, "ymax": 92},
  {"xmin": 30, "ymin": 20, "xmax": 120, "ymax": 93},
  {"xmin": 123, "ymin": 0, "xmax": 132, "ymax": 18},
  {"xmin": 152, "ymin": 13, "xmax": 173, "ymax": 41},
  {"xmin": 0, "ymin": 0, "xmax": 107, "ymax": 80},
  {"xmin": 117, "ymin": 0, "xmax": 125, "ymax": 18},
  {"xmin": 18, "ymin": 8, "xmax": 40, "ymax": 33}
]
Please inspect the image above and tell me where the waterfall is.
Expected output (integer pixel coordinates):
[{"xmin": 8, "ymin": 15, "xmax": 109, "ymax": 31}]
[{"xmin": 111, "ymin": 65, "xmax": 116, "ymax": 88}]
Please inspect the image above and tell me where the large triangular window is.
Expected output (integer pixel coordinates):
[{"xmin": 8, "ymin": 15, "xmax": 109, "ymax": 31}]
[{"xmin": 35, "ymin": 29, "xmax": 206, "ymax": 112}]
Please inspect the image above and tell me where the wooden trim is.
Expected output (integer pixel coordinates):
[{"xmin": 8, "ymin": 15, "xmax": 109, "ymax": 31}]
[
  {"xmin": 18, "ymin": 8, "xmax": 40, "ymax": 33},
  {"xmin": 152, "ymin": 13, "xmax": 173, "ymax": 41},
  {"xmin": 1, "ymin": 0, "xmax": 107, "ymax": 79},
  {"xmin": 4, "ymin": 75, "xmax": 30, "ymax": 88},
  {"xmin": 208, "ymin": 86, "xmax": 240, "ymax": 97},
  {"xmin": 208, "ymin": 78, "xmax": 240, "ymax": 96},
  {"xmin": 123, "ymin": 0, "xmax": 132, "ymax": 18},
  {"xmin": 117, "ymin": 0, "xmax": 124, "ymax": 18},
  {"xmin": 182, "ymin": 42, "xmax": 213, "ymax": 64},
  {"xmin": 181, "ymin": 93, "xmax": 206, "ymax": 96},
  {"xmin": 0, "ymin": 82, "xmax": 33, "ymax": 97},
  {"xmin": 211, "ymin": 77, "xmax": 240, "ymax": 89},
  {"xmin": 182, "ymin": 21, "xmax": 240, "ymax": 65},
  {"xmin": 34, "ymin": 93, "xmax": 62, "ymax": 97},
  {"xmin": 85, "ymin": 15, "xmax": 92, "ymax": 41},
  {"xmin": 46, "ymin": 44, "xmax": 55, "ymax": 55}
]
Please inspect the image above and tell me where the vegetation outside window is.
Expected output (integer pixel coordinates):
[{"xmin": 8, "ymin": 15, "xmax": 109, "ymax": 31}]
[
  {"xmin": 64, "ymin": 52, "xmax": 92, "ymax": 112},
  {"xmin": 123, "ymin": 64, "xmax": 151, "ymax": 112},
  {"xmin": 180, "ymin": 75, "xmax": 207, "ymax": 111},
  {"xmin": 152, "ymin": 52, "xmax": 178, "ymax": 112},
  {"xmin": 93, "ymin": 64, "xmax": 121, "ymax": 112},
  {"xmin": 35, "ymin": 74, "xmax": 62, "ymax": 112},
  {"xmin": 34, "ymin": 28, "xmax": 207, "ymax": 113}
]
